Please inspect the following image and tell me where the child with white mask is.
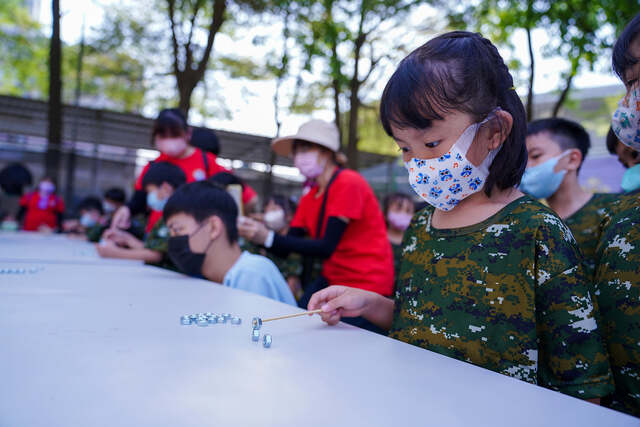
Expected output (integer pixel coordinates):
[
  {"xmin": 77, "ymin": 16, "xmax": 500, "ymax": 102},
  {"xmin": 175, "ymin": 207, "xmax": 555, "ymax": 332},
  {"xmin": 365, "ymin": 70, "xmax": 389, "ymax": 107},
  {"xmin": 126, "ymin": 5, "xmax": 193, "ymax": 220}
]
[{"xmin": 308, "ymin": 31, "xmax": 613, "ymax": 403}]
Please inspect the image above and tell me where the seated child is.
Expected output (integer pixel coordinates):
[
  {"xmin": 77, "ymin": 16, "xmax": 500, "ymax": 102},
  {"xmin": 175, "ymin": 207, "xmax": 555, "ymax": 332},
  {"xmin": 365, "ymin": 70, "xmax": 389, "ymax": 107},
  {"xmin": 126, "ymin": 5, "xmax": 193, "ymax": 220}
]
[
  {"xmin": 382, "ymin": 192, "xmax": 415, "ymax": 278},
  {"xmin": 63, "ymin": 196, "xmax": 105, "ymax": 237},
  {"xmin": 18, "ymin": 177, "xmax": 65, "ymax": 232},
  {"xmin": 97, "ymin": 162, "xmax": 186, "ymax": 270},
  {"xmin": 163, "ymin": 180, "xmax": 296, "ymax": 305}
]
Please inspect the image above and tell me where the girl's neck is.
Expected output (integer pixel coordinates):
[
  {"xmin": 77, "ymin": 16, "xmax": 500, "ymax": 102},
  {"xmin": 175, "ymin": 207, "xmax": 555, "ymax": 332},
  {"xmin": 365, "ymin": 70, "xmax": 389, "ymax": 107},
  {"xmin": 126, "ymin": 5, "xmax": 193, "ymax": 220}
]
[
  {"xmin": 547, "ymin": 172, "xmax": 592, "ymax": 219},
  {"xmin": 316, "ymin": 162, "xmax": 338, "ymax": 195},
  {"xmin": 177, "ymin": 146, "xmax": 196, "ymax": 159},
  {"xmin": 431, "ymin": 186, "xmax": 523, "ymax": 230},
  {"xmin": 387, "ymin": 227, "xmax": 404, "ymax": 245}
]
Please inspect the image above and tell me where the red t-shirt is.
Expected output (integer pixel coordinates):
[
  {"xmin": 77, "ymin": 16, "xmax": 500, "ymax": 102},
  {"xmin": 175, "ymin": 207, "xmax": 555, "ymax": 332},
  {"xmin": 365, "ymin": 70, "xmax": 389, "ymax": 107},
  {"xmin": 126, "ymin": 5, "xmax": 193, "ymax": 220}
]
[
  {"xmin": 291, "ymin": 169, "xmax": 394, "ymax": 296},
  {"xmin": 135, "ymin": 148, "xmax": 257, "ymax": 231},
  {"xmin": 20, "ymin": 191, "xmax": 65, "ymax": 231}
]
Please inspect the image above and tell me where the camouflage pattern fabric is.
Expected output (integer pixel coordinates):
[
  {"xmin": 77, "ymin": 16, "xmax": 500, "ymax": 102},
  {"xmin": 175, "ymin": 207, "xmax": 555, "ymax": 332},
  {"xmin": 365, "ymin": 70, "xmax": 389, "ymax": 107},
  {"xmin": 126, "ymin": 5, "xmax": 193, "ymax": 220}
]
[
  {"xmin": 143, "ymin": 218, "xmax": 177, "ymax": 271},
  {"xmin": 564, "ymin": 193, "xmax": 621, "ymax": 278},
  {"xmin": 594, "ymin": 192, "xmax": 640, "ymax": 417},
  {"xmin": 85, "ymin": 224, "xmax": 105, "ymax": 243},
  {"xmin": 391, "ymin": 241, "xmax": 403, "ymax": 283},
  {"xmin": 389, "ymin": 196, "xmax": 613, "ymax": 399}
]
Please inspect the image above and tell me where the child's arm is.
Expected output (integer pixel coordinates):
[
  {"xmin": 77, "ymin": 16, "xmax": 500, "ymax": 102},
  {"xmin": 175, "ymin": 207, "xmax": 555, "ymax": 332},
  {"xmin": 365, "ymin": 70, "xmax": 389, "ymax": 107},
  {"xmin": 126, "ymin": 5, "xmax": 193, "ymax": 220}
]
[
  {"xmin": 308, "ymin": 286, "xmax": 395, "ymax": 330},
  {"xmin": 96, "ymin": 240, "xmax": 162, "ymax": 263}
]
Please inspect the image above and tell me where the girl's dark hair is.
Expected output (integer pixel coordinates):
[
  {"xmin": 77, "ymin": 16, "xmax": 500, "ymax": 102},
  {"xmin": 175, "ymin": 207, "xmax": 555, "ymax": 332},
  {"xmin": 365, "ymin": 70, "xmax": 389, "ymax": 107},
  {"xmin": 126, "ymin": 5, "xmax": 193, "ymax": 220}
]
[
  {"xmin": 380, "ymin": 31, "xmax": 527, "ymax": 196},
  {"xmin": 383, "ymin": 192, "xmax": 413, "ymax": 216},
  {"xmin": 151, "ymin": 108, "xmax": 189, "ymax": 145},
  {"xmin": 613, "ymin": 13, "xmax": 640, "ymax": 80}
]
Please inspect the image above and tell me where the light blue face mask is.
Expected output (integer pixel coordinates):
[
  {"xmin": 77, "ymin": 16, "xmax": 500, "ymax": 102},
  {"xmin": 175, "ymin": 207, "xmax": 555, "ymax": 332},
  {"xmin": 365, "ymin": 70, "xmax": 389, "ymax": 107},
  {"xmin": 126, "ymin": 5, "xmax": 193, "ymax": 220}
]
[
  {"xmin": 80, "ymin": 213, "xmax": 97, "ymax": 228},
  {"xmin": 621, "ymin": 163, "xmax": 640, "ymax": 193},
  {"xmin": 147, "ymin": 191, "xmax": 167, "ymax": 212},
  {"xmin": 519, "ymin": 151, "xmax": 570, "ymax": 199}
]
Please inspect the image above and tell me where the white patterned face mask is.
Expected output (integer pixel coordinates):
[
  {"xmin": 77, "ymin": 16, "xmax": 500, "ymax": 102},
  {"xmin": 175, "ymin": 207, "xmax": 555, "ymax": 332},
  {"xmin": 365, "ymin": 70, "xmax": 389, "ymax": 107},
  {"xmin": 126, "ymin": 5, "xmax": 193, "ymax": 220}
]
[
  {"xmin": 612, "ymin": 83, "xmax": 640, "ymax": 151},
  {"xmin": 404, "ymin": 113, "xmax": 501, "ymax": 211}
]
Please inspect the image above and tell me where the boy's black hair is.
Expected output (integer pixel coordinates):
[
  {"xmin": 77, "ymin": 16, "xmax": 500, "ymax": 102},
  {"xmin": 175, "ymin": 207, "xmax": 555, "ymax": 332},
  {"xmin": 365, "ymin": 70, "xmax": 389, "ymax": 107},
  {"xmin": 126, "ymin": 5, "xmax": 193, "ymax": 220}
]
[
  {"xmin": 190, "ymin": 127, "xmax": 220, "ymax": 156},
  {"xmin": 151, "ymin": 108, "xmax": 188, "ymax": 144},
  {"xmin": 383, "ymin": 192, "xmax": 413, "ymax": 216},
  {"xmin": 209, "ymin": 171, "xmax": 245, "ymax": 189},
  {"xmin": 141, "ymin": 162, "xmax": 187, "ymax": 190},
  {"xmin": 78, "ymin": 196, "xmax": 103, "ymax": 215},
  {"xmin": 142, "ymin": 162, "xmax": 187, "ymax": 190},
  {"xmin": 380, "ymin": 31, "xmax": 527, "ymax": 196},
  {"xmin": 606, "ymin": 126, "xmax": 620, "ymax": 155},
  {"xmin": 527, "ymin": 118, "xmax": 591, "ymax": 172},
  {"xmin": 613, "ymin": 13, "xmax": 640, "ymax": 80},
  {"xmin": 163, "ymin": 181, "xmax": 238, "ymax": 244},
  {"xmin": 104, "ymin": 187, "xmax": 126, "ymax": 203},
  {"xmin": 268, "ymin": 194, "xmax": 295, "ymax": 217}
]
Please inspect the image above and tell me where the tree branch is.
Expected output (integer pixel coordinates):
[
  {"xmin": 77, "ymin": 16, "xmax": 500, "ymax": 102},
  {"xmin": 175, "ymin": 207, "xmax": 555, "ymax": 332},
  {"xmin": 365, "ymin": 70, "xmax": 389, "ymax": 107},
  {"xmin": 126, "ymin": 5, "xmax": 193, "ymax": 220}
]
[
  {"xmin": 195, "ymin": 0, "xmax": 227, "ymax": 77},
  {"xmin": 184, "ymin": 0, "xmax": 204, "ymax": 71},
  {"xmin": 167, "ymin": 0, "xmax": 181, "ymax": 76}
]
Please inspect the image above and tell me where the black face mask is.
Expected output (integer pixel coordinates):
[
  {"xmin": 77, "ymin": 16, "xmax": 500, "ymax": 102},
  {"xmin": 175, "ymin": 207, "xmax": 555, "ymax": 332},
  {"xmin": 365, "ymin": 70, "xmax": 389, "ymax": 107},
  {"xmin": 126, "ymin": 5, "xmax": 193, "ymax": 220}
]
[{"xmin": 167, "ymin": 235, "xmax": 207, "ymax": 277}]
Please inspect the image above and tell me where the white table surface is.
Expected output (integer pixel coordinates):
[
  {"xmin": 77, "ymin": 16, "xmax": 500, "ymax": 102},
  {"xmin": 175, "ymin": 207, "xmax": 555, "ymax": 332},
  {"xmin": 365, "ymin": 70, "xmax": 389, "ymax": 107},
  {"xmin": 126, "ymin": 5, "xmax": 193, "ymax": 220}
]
[
  {"xmin": 0, "ymin": 231, "xmax": 143, "ymax": 266},
  {"xmin": 1, "ymin": 233, "xmax": 638, "ymax": 427}
]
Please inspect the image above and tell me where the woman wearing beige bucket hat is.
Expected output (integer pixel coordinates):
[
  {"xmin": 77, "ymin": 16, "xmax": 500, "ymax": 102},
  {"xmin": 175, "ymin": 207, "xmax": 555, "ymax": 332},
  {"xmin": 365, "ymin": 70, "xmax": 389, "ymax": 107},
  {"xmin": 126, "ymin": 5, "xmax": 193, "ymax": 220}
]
[{"xmin": 238, "ymin": 119, "xmax": 394, "ymax": 333}]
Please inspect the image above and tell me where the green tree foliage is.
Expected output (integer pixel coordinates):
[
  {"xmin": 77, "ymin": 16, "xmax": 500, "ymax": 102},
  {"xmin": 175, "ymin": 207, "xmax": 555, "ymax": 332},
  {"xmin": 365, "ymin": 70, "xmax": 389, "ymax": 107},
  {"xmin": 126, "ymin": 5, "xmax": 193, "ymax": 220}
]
[
  {"xmin": 444, "ymin": 0, "xmax": 638, "ymax": 120},
  {"xmin": 0, "ymin": 0, "xmax": 147, "ymax": 112},
  {"xmin": 288, "ymin": 0, "xmax": 420, "ymax": 168}
]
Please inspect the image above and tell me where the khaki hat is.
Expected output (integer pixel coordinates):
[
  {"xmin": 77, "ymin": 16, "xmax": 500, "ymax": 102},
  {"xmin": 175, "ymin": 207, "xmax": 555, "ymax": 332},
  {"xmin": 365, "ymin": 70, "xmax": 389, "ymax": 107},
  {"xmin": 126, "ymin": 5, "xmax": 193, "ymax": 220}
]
[{"xmin": 272, "ymin": 119, "xmax": 340, "ymax": 157}]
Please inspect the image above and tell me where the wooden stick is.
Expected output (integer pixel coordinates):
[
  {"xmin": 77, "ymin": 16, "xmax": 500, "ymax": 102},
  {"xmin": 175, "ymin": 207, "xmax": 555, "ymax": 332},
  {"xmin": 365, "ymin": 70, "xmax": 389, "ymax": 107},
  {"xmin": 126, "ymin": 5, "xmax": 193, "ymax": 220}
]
[{"xmin": 262, "ymin": 309, "xmax": 323, "ymax": 323}]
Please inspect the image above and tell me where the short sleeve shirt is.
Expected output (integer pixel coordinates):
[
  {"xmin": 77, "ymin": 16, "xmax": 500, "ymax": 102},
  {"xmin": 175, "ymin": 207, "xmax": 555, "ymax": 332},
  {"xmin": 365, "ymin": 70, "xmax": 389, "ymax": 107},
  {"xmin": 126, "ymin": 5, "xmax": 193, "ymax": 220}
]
[
  {"xmin": 143, "ymin": 218, "xmax": 177, "ymax": 271},
  {"xmin": 594, "ymin": 192, "xmax": 640, "ymax": 417},
  {"xmin": 135, "ymin": 148, "xmax": 258, "ymax": 231},
  {"xmin": 223, "ymin": 252, "xmax": 296, "ymax": 305},
  {"xmin": 290, "ymin": 169, "xmax": 394, "ymax": 296},
  {"xmin": 564, "ymin": 193, "xmax": 620, "ymax": 278},
  {"xmin": 389, "ymin": 196, "xmax": 613, "ymax": 399}
]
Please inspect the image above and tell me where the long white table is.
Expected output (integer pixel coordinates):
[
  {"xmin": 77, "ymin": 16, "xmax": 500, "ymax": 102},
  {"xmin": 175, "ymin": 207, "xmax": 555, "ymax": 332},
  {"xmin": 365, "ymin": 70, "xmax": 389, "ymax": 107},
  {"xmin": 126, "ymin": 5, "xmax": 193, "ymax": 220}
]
[{"xmin": 0, "ymin": 233, "xmax": 637, "ymax": 426}]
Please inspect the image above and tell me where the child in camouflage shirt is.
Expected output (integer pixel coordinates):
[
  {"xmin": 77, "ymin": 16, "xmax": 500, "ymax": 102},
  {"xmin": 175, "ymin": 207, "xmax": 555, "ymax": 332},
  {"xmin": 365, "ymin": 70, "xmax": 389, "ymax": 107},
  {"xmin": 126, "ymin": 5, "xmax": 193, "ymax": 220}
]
[
  {"xmin": 309, "ymin": 31, "xmax": 613, "ymax": 403},
  {"xmin": 521, "ymin": 118, "xmax": 619, "ymax": 279},
  {"xmin": 96, "ymin": 162, "xmax": 186, "ymax": 271},
  {"xmin": 592, "ymin": 13, "xmax": 640, "ymax": 417}
]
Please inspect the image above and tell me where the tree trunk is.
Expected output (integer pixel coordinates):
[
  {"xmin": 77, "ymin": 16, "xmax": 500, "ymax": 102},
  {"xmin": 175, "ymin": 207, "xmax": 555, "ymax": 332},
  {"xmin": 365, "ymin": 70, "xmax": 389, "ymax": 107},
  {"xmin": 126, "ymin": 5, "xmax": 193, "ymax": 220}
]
[
  {"xmin": 46, "ymin": 0, "xmax": 62, "ymax": 186},
  {"xmin": 346, "ymin": 84, "xmax": 360, "ymax": 169},
  {"xmin": 551, "ymin": 71, "xmax": 575, "ymax": 117},
  {"xmin": 331, "ymin": 41, "xmax": 343, "ymax": 147},
  {"xmin": 65, "ymin": 17, "xmax": 85, "ymax": 204},
  {"xmin": 525, "ymin": 25, "xmax": 535, "ymax": 121}
]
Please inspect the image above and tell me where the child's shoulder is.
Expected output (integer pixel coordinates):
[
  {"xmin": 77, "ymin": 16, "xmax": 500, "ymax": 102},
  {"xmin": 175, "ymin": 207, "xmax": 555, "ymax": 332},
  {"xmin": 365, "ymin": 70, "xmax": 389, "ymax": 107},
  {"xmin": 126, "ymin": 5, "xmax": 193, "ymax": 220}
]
[
  {"xmin": 238, "ymin": 252, "xmax": 281, "ymax": 276},
  {"xmin": 511, "ymin": 196, "xmax": 576, "ymax": 243}
]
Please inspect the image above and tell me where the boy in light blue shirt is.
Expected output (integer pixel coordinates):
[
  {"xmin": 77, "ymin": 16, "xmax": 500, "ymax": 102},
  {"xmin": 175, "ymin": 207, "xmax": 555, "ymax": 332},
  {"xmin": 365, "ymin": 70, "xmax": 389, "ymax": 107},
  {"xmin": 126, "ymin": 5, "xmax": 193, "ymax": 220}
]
[{"xmin": 163, "ymin": 181, "xmax": 295, "ymax": 305}]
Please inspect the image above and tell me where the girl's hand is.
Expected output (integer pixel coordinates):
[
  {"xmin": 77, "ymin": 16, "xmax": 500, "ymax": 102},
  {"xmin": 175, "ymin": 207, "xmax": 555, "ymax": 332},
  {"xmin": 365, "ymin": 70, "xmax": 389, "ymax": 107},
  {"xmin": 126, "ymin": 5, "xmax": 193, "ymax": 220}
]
[
  {"xmin": 237, "ymin": 216, "xmax": 269, "ymax": 245},
  {"xmin": 96, "ymin": 239, "xmax": 119, "ymax": 258},
  {"xmin": 110, "ymin": 206, "xmax": 131, "ymax": 230},
  {"xmin": 307, "ymin": 285, "xmax": 376, "ymax": 326}
]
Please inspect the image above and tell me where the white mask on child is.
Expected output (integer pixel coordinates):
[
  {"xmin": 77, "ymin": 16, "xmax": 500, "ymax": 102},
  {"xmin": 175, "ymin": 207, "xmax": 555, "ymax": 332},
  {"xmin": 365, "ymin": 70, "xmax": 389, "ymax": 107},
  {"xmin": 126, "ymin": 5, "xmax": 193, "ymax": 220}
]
[
  {"xmin": 404, "ymin": 112, "xmax": 501, "ymax": 211},
  {"xmin": 264, "ymin": 209, "xmax": 287, "ymax": 231}
]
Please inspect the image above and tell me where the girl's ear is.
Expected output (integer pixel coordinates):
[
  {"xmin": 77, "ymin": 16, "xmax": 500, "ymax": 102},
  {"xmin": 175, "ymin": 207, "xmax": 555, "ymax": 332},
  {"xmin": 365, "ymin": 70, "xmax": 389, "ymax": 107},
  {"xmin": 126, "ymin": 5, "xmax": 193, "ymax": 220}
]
[{"xmin": 485, "ymin": 110, "xmax": 514, "ymax": 150}]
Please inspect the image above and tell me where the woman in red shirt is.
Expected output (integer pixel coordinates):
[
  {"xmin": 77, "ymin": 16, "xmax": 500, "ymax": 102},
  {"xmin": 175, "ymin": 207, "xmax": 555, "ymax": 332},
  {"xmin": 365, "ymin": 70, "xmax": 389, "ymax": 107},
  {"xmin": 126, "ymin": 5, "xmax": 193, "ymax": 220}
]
[
  {"xmin": 19, "ymin": 178, "xmax": 65, "ymax": 232},
  {"xmin": 111, "ymin": 109, "xmax": 257, "ymax": 232},
  {"xmin": 238, "ymin": 119, "xmax": 394, "ymax": 332}
]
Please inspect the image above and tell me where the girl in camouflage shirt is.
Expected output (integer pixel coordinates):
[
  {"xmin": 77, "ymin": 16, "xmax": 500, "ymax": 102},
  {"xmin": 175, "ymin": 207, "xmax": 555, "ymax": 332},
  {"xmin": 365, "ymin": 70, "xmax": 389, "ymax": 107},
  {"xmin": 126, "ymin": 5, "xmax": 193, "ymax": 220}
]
[{"xmin": 309, "ymin": 31, "xmax": 613, "ymax": 402}]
